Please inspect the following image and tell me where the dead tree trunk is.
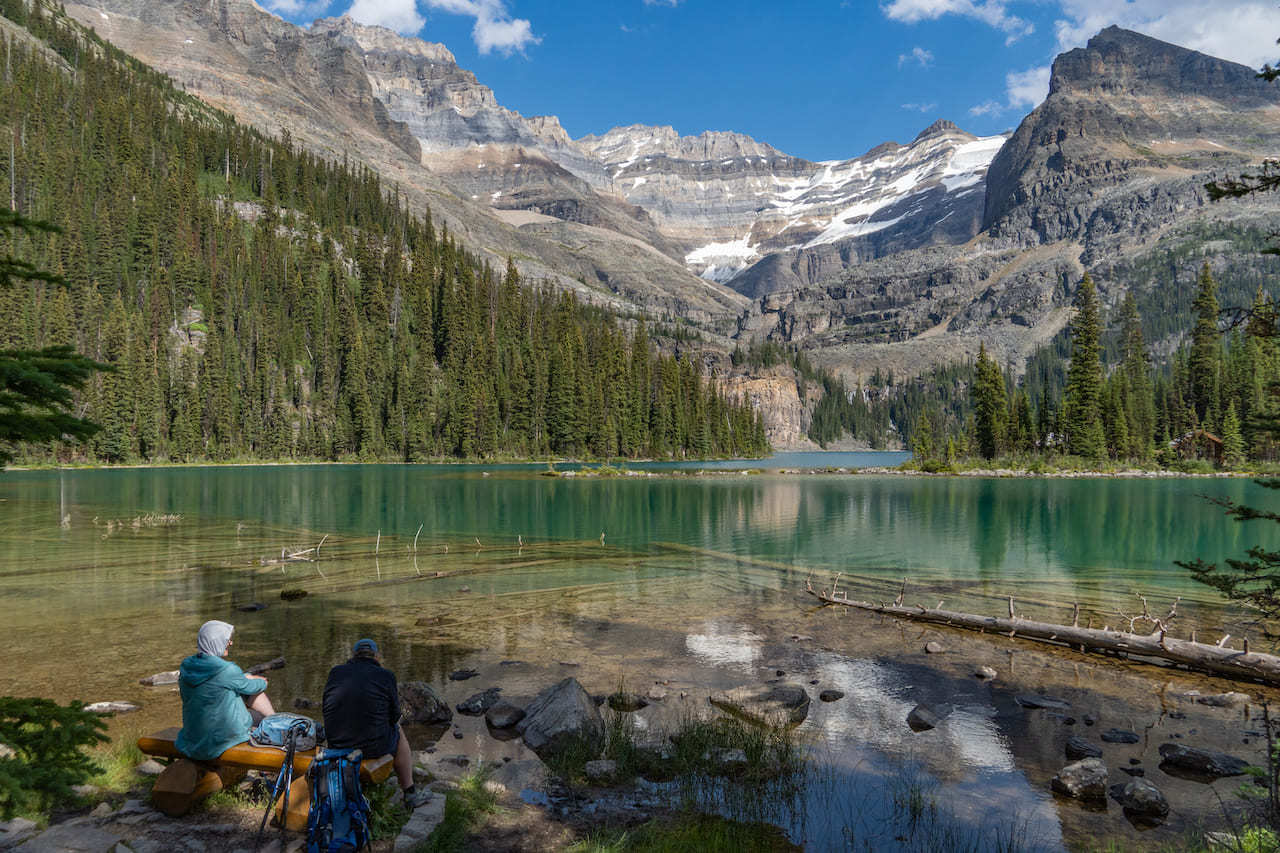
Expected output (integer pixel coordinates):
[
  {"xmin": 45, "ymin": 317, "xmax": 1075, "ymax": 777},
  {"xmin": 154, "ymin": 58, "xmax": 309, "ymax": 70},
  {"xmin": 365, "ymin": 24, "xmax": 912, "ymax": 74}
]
[{"xmin": 806, "ymin": 581, "xmax": 1280, "ymax": 686}]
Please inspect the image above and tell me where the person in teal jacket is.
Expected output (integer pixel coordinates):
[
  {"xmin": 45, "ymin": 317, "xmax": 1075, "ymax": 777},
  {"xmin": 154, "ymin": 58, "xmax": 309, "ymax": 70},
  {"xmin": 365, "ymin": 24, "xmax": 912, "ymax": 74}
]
[{"xmin": 175, "ymin": 620, "xmax": 276, "ymax": 761}]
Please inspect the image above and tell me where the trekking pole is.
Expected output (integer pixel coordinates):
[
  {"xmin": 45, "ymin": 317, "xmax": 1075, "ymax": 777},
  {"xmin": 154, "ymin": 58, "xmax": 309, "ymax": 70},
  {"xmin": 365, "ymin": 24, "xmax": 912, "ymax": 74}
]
[{"xmin": 256, "ymin": 721, "xmax": 306, "ymax": 850}]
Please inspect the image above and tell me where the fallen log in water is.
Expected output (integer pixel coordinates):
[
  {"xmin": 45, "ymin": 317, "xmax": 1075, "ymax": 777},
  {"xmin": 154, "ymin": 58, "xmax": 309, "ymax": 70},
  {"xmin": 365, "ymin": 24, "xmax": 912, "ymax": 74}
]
[{"xmin": 806, "ymin": 579, "xmax": 1280, "ymax": 686}]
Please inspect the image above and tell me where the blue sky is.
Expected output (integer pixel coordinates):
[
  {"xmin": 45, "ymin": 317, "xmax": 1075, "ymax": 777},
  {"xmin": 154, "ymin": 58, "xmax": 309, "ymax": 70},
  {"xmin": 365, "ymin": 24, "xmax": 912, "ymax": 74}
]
[{"xmin": 264, "ymin": 0, "xmax": 1280, "ymax": 162}]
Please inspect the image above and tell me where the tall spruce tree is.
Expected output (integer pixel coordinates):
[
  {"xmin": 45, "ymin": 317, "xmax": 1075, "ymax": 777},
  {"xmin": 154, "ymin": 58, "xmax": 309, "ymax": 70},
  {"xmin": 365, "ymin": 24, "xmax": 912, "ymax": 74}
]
[
  {"xmin": 972, "ymin": 342, "xmax": 1006, "ymax": 460},
  {"xmin": 1189, "ymin": 262, "xmax": 1221, "ymax": 423},
  {"xmin": 1062, "ymin": 273, "xmax": 1105, "ymax": 459},
  {"xmin": 1118, "ymin": 293, "xmax": 1155, "ymax": 459}
]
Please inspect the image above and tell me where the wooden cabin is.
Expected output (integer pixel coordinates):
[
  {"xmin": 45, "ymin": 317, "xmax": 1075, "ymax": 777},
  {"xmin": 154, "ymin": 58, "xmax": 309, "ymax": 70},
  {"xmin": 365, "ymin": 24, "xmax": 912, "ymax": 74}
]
[{"xmin": 1173, "ymin": 429, "xmax": 1224, "ymax": 465}]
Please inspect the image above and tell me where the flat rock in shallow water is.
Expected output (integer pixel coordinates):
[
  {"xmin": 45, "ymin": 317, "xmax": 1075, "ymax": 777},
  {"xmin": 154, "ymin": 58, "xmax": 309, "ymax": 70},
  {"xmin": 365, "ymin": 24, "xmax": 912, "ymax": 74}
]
[
  {"xmin": 819, "ymin": 690, "xmax": 845, "ymax": 702},
  {"xmin": 448, "ymin": 669, "xmax": 479, "ymax": 681},
  {"xmin": 1016, "ymin": 694, "xmax": 1071, "ymax": 711},
  {"xmin": 1051, "ymin": 758, "xmax": 1107, "ymax": 800},
  {"xmin": 485, "ymin": 702, "xmax": 525, "ymax": 729},
  {"xmin": 1158, "ymin": 743, "xmax": 1251, "ymax": 779},
  {"xmin": 709, "ymin": 683, "xmax": 810, "ymax": 727},
  {"xmin": 139, "ymin": 670, "xmax": 179, "ymax": 686},
  {"xmin": 974, "ymin": 666, "xmax": 997, "ymax": 680},
  {"xmin": 84, "ymin": 701, "xmax": 139, "ymax": 715},
  {"xmin": 1065, "ymin": 736, "xmax": 1102, "ymax": 760},
  {"xmin": 907, "ymin": 703, "xmax": 952, "ymax": 732},
  {"xmin": 457, "ymin": 688, "xmax": 502, "ymax": 716},
  {"xmin": 1101, "ymin": 728, "xmax": 1140, "ymax": 744}
]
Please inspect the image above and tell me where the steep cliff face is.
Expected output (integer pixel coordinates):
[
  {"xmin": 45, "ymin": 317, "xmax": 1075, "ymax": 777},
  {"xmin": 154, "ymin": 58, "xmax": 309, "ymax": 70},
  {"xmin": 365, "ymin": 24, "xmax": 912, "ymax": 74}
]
[
  {"xmin": 69, "ymin": 0, "xmax": 749, "ymax": 322},
  {"xmin": 582, "ymin": 120, "xmax": 1006, "ymax": 292},
  {"xmin": 984, "ymin": 26, "xmax": 1280, "ymax": 254},
  {"xmin": 309, "ymin": 17, "xmax": 610, "ymax": 184}
]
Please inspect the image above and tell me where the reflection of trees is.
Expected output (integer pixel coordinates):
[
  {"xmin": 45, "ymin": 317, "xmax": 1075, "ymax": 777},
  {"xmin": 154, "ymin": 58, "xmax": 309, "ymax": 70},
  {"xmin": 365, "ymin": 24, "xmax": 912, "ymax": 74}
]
[
  {"xmin": 8, "ymin": 468, "xmax": 1280, "ymax": 614},
  {"xmin": 969, "ymin": 480, "xmax": 1010, "ymax": 575}
]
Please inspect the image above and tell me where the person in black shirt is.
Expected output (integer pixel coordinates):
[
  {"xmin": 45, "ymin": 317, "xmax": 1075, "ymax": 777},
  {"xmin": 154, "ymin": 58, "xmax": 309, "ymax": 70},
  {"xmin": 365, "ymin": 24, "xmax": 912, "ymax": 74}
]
[{"xmin": 322, "ymin": 638, "xmax": 431, "ymax": 808}]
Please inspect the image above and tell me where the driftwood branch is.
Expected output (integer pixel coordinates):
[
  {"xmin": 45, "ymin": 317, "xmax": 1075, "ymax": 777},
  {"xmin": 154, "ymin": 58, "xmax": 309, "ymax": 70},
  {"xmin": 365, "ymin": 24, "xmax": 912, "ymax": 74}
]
[{"xmin": 807, "ymin": 582, "xmax": 1280, "ymax": 686}]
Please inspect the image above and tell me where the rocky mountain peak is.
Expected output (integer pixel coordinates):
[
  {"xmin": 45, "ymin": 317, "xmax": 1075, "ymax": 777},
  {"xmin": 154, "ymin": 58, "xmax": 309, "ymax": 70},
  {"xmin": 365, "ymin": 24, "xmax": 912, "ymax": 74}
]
[
  {"xmin": 912, "ymin": 119, "xmax": 967, "ymax": 142},
  {"xmin": 310, "ymin": 15, "xmax": 457, "ymax": 65},
  {"xmin": 984, "ymin": 26, "xmax": 1280, "ymax": 248},
  {"xmin": 1050, "ymin": 25, "xmax": 1274, "ymax": 104},
  {"xmin": 579, "ymin": 125, "xmax": 791, "ymax": 166}
]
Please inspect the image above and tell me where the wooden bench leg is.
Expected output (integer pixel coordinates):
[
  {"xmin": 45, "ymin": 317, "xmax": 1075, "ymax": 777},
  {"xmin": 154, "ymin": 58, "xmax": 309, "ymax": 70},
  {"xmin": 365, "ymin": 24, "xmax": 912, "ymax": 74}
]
[
  {"xmin": 274, "ymin": 775, "xmax": 311, "ymax": 833},
  {"xmin": 151, "ymin": 759, "xmax": 226, "ymax": 817}
]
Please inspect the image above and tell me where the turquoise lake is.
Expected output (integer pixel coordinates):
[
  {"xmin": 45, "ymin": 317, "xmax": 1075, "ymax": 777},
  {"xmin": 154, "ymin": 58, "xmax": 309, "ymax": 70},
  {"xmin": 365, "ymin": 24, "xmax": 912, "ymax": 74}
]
[{"xmin": 2, "ymin": 455, "xmax": 1277, "ymax": 850}]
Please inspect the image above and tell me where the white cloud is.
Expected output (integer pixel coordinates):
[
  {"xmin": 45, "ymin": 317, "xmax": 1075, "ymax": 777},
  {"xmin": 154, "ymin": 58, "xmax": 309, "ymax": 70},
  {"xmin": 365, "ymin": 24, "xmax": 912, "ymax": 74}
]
[
  {"xmin": 346, "ymin": 0, "xmax": 424, "ymax": 33},
  {"xmin": 644, "ymin": 0, "xmax": 682, "ymax": 5},
  {"xmin": 902, "ymin": 101, "xmax": 938, "ymax": 113},
  {"xmin": 966, "ymin": 65, "xmax": 1048, "ymax": 116},
  {"xmin": 1053, "ymin": 0, "xmax": 1280, "ymax": 70},
  {"xmin": 898, "ymin": 46, "xmax": 935, "ymax": 68},
  {"xmin": 1005, "ymin": 65, "xmax": 1049, "ymax": 109},
  {"xmin": 424, "ymin": 0, "xmax": 540, "ymax": 55},
  {"xmin": 882, "ymin": 0, "xmax": 1033, "ymax": 43}
]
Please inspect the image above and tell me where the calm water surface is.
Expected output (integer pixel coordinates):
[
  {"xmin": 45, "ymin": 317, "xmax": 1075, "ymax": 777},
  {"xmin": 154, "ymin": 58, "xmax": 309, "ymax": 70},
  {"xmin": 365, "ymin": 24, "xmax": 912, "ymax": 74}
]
[{"xmin": 1, "ymin": 455, "xmax": 1275, "ymax": 850}]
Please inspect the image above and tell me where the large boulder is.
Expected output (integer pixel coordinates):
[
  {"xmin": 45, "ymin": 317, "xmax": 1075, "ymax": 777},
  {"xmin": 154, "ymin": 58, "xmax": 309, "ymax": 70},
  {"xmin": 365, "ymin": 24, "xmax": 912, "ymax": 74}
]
[
  {"xmin": 1051, "ymin": 758, "xmax": 1108, "ymax": 801},
  {"xmin": 516, "ymin": 678, "xmax": 604, "ymax": 757},
  {"xmin": 709, "ymin": 683, "xmax": 810, "ymax": 727},
  {"xmin": 400, "ymin": 682, "xmax": 453, "ymax": 724},
  {"xmin": 1112, "ymin": 778, "xmax": 1169, "ymax": 820},
  {"xmin": 1158, "ymin": 743, "xmax": 1251, "ymax": 779}
]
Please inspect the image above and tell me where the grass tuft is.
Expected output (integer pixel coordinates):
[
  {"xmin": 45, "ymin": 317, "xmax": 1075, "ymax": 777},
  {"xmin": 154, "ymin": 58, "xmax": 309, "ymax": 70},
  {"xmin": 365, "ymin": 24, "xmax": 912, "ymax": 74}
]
[
  {"xmin": 416, "ymin": 771, "xmax": 498, "ymax": 853},
  {"xmin": 568, "ymin": 812, "xmax": 799, "ymax": 852}
]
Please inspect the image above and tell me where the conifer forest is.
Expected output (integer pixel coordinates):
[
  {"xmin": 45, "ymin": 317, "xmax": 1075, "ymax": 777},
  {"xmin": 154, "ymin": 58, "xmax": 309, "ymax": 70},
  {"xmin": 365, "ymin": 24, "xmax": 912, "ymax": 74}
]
[{"xmin": 0, "ymin": 3, "xmax": 769, "ymax": 464}]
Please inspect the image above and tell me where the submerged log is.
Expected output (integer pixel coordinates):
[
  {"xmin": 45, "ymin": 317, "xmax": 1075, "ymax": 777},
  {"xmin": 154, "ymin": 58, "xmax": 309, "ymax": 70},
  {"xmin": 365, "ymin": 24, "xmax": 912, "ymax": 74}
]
[{"xmin": 806, "ymin": 583, "xmax": 1280, "ymax": 686}]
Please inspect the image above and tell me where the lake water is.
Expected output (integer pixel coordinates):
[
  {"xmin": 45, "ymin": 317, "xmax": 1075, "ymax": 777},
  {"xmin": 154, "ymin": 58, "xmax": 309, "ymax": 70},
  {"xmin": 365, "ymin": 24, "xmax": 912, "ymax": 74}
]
[{"xmin": 1, "ymin": 456, "xmax": 1276, "ymax": 850}]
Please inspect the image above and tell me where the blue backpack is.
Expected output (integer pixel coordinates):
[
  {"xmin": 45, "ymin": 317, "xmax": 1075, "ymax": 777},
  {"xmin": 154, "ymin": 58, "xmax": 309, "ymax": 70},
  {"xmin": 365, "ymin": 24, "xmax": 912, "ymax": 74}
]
[
  {"xmin": 306, "ymin": 749, "xmax": 372, "ymax": 853},
  {"xmin": 250, "ymin": 713, "xmax": 319, "ymax": 751}
]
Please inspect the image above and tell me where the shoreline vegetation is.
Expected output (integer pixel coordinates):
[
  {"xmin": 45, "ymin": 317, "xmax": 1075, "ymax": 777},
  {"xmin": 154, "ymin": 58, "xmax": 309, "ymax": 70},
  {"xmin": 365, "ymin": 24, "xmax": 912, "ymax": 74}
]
[{"xmin": 4, "ymin": 453, "xmax": 1275, "ymax": 479}]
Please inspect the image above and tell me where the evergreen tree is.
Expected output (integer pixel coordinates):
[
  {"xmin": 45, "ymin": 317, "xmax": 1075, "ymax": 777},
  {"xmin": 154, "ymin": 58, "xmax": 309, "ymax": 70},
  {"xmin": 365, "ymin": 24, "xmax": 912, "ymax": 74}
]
[
  {"xmin": 1062, "ymin": 274, "xmax": 1105, "ymax": 458},
  {"xmin": 1189, "ymin": 262, "xmax": 1221, "ymax": 422},
  {"xmin": 972, "ymin": 342, "xmax": 1006, "ymax": 459},
  {"xmin": 912, "ymin": 410, "xmax": 934, "ymax": 463},
  {"xmin": 1222, "ymin": 401, "xmax": 1245, "ymax": 468},
  {"xmin": 1118, "ymin": 293, "xmax": 1155, "ymax": 459}
]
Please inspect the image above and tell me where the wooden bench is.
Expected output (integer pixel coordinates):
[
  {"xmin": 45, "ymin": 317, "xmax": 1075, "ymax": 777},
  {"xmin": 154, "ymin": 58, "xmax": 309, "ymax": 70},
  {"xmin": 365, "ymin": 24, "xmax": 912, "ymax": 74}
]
[{"xmin": 138, "ymin": 727, "xmax": 395, "ymax": 830}]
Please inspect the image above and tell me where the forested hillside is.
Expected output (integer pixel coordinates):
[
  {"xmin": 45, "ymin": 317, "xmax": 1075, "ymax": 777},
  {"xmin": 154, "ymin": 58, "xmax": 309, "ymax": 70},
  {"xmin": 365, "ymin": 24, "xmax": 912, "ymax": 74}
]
[{"xmin": 0, "ymin": 0, "xmax": 767, "ymax": 463}]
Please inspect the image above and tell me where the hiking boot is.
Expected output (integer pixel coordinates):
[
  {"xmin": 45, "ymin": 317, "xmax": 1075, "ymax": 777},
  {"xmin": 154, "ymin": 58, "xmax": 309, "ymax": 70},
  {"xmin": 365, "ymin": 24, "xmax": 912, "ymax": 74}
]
[{"xmin": 402, "ymin": 786, "xmax": 433, "ymax": 809}]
